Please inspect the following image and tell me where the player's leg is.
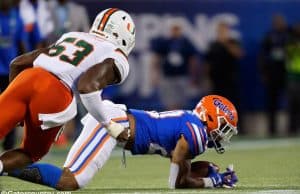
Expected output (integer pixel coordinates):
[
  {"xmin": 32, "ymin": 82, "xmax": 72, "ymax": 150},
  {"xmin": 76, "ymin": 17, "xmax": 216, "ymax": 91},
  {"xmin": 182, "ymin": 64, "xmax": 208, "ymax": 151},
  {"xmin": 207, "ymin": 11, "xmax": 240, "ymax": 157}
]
[
  {"xmin": 7, "ymin": 115, "xmax": 115, "ymax": 190},
  {"xmin": 7, "ymin": 115, "xmax": 117, "ymax": 190},
  {"xmin": 18, "ymin": 67, "xmax": 73, "ymax": 163},
  {"xmin": 7, "ymin": 102, "xmax": 128, "ymax": 190},
  {"xmin": 56, "ymin": 104, "xmax": 128, "ymax": 190},
  {"xmin": 8, "ymin": 163, "xmax": 64, "ymax": 188},
  {"xmin": 0, "ymin": 149, "xmax": 32, "ymax": 175},
  {"xmin": 0, "ymin": 69, "xmax": 30, "ymax": 139},
  {"xmin": 0, "ymin": 69, "xmax": 36, "ymax": 173},
  {"xmin": 61, "ymin": 102, "xmax": 129, "ymax": 190},
  {"xmin": 0, "ymin": 68, "xmax": 73, "ymax": 173},
  {"xmin": 60, "ymin": 113, "xmax": 120, "ymax": 190}
]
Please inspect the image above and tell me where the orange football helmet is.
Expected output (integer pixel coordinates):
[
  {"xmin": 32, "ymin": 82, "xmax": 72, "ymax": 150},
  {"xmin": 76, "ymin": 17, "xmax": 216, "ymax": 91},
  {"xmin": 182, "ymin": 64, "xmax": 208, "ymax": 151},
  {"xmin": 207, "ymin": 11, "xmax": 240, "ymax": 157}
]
[{"xmin": 193, "ymin": 95, "xmax": 238, "ymax": 154}]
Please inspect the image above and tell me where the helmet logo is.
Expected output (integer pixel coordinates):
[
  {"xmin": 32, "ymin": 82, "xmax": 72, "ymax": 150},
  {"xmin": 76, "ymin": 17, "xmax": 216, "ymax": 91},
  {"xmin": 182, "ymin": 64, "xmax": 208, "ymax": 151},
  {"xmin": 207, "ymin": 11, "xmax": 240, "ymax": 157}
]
[
  {"xmin": 213, "ymin": 98, "xmax": 234, "ymax": 121},
  {"xmin": 127, "ymin": 22, "xmax": 135, "ymax": 35}
]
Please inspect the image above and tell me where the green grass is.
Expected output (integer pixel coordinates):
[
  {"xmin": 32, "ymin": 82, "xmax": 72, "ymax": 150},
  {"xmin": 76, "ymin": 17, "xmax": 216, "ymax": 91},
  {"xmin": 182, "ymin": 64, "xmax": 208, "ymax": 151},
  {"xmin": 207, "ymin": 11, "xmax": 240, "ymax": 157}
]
[{"xmin": 1, "ymin": 138, "xmax": 300, "ymax": 193}]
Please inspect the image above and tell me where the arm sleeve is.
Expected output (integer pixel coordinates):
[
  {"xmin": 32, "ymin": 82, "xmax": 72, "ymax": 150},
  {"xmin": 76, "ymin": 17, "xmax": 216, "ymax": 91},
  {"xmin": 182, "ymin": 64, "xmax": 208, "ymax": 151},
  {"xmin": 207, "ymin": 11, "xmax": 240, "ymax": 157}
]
[
  {"xmin": 79, "ymin": 90, "xmax": 112, "ymax": 124},
  {"xmin": 79, "ymin": 91, "xmax": 128, "ymax": 125}
]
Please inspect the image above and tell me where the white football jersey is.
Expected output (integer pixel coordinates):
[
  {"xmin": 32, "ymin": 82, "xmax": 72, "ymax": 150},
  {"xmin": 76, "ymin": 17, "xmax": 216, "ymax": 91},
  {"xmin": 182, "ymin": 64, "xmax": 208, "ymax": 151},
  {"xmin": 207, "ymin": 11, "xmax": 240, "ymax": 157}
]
[{"xmin": 33, "ymin": 32, "xmax": 129, "ymax": 88}]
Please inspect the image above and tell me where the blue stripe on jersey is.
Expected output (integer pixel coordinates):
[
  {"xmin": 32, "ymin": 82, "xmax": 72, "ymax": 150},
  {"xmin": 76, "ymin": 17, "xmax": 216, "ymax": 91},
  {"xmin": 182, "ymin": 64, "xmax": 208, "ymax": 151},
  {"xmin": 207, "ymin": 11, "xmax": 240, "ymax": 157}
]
[
  {"xmin": 186, "ymin": 122, "xmax": 200, "ymax": 155},
  {"xmin": 190, "ymin": 122, "xmax": 204, "ymax": 153},
  {"xmin": 199, "ymin": 126, "xmax": 208, "ymax": 152},
  {"xmin": 117, "ymin": 120, "xmax": 129, "ymax": 124}
]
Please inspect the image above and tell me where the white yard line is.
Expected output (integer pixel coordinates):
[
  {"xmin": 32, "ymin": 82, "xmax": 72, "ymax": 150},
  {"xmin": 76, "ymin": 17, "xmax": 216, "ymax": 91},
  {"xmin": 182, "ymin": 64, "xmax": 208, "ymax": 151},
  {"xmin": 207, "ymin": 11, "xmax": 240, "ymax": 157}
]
[
  {"xmin": 229, "ymin": 138, "xmax": 300, "ymax": 151},
  {"xmin": 247, "ymin": 190, "xmax": 300, "ymax": 194},
  {"xmin": 110, "ymin": 137, "xmax": 300, "ymax": 157},
  {"xmin": 109, "ymin": 190, "xmax": 300, "ymax": 194}
]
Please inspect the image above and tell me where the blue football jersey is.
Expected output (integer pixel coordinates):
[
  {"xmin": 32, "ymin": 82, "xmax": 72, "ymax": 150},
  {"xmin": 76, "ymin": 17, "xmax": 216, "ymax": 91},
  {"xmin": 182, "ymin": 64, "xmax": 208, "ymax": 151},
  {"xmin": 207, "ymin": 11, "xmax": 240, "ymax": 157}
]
[{"xmin": 128, "ymin": 109, "xmax": 208, "ymax": 158}]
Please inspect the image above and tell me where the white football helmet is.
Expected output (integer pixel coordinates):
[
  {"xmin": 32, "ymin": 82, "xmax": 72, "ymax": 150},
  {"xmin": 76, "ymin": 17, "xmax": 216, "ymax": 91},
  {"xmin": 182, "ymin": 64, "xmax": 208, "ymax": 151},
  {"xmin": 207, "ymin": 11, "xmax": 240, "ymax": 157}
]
[{"xmin": 89, "ymin": 8, "xmax": 136, "ymax": 56}]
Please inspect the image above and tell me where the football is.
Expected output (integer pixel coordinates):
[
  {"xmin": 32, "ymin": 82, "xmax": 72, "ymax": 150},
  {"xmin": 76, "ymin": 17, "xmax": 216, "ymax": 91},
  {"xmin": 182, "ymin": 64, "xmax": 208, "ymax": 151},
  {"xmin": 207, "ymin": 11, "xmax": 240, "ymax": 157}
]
[{"xmin": 190, "ymin": 161, "xmax": 220, "ymax": 178}]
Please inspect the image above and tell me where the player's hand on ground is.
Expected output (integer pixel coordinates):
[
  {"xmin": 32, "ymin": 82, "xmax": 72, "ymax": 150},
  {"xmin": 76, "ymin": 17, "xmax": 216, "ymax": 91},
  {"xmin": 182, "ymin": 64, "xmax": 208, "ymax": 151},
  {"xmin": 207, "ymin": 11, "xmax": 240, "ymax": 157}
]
[
  {"xmin": 220, "ymin": 164, "xmax": 238, "ymax": 188},
  {"xmin": 208, "ymin": 164, "xmax": 223, "ymax": 188}
]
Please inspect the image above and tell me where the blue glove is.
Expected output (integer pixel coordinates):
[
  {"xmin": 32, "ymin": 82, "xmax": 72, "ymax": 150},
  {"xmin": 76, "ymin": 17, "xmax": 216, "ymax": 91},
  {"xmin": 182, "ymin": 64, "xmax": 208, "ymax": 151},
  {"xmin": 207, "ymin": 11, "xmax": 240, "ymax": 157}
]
[
  {"xmin": 208, "ymin": 164, "xmax": 223, "ymax": 188},
  {"xmin": 220, "ymin": 166, "xmax": 238, "ymax": 188}
]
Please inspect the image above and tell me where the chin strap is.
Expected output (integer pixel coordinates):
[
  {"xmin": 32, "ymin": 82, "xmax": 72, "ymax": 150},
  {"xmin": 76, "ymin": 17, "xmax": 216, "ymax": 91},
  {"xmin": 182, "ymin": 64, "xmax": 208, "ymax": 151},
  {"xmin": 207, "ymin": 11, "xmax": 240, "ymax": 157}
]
[
  {"xmin": 120, "ymin": 128, "xmax": 131, "ymax": 168},
  {"xmin": 122, "ymin": 149, "xmax": 127, "ymax": 168}
]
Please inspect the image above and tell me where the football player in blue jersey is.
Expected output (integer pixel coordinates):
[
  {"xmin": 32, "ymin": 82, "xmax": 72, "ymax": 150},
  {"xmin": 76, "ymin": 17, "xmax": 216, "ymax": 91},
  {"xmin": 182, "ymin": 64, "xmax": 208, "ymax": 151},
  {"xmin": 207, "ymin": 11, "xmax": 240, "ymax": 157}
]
[
  {"xmin": 3, "ymin": 95, "xmax": 238, "ymax": 190},
  {"xmin": 113, "ymin": 94, "xmax": 238, "ymax": 189}
]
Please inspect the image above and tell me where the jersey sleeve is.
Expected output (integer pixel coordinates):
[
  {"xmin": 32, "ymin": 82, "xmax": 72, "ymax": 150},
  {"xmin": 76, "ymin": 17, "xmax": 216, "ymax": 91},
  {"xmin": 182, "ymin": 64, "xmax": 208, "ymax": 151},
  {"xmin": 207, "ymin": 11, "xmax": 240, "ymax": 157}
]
[
  {"xmin": 107, "ymin": 49, "xmax": 129, "ymax": 83},
  {"xmin": 181, "ymin": 122, "xmax": 207, "ymax": 158}
]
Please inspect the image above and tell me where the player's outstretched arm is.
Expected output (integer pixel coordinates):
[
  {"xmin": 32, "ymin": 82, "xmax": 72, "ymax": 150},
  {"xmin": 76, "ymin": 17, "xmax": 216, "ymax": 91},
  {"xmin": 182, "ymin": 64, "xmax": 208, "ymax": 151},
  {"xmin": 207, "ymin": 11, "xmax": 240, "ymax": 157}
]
[
  {"xmin": 170, "ymin": 135, "xmax": 204, "ymax": 188},
  {"xmin": 78, "ymin": 59, "xmax": 126, "ymax": 137},
  {"xmin": 169, "ymin": 135, "xmax": 191, "ymax": 188},
  {"xmin": 9, "ymin": 46, "xmax": 52, "ymax": 82},
  {"xmin": 170, "ymin": 136, "xmax": 221, "ymax": 189}
]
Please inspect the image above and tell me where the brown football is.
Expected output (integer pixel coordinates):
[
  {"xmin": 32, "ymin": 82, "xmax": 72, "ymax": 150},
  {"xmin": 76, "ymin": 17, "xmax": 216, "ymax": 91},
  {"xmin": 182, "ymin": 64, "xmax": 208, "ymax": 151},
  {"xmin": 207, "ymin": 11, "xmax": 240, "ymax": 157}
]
[{"xmin": 190, "ymin": 161, "xmax": 220, "ymax": 178}]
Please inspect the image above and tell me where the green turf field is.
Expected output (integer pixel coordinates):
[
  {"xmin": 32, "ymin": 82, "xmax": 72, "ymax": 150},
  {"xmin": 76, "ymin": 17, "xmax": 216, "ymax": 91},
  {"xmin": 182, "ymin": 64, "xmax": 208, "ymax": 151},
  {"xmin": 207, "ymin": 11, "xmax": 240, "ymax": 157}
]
[{"xmin": 1, "ymin": 137, "xmax": 300, "ymax": 194}]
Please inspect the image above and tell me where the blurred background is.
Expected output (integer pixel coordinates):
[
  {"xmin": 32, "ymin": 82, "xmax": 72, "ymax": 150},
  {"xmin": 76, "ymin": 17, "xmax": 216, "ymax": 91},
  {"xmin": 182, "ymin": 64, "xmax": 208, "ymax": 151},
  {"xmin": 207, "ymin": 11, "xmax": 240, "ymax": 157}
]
[{"xmin": 1, "ymin": 0, "xmax": 300, "ymax": 150}]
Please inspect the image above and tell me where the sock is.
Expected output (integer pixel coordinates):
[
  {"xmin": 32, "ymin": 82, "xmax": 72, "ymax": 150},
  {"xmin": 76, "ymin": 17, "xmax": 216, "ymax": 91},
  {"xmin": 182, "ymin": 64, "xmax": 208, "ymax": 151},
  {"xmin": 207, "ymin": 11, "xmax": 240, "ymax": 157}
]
[
  {"xmin": 168, "ymin": 163, "xmax": 179, "ymax": 189},
  {"xmin": 203, "ymin": 177, "xmax": 214, "ymax": 188},
  {"xmin": 9, "ymin": 163, "xmax": 63, "ymax": 188},
  {"xmin": 0, "ymin": 160, "xmax": 3, "ymax": 175}
]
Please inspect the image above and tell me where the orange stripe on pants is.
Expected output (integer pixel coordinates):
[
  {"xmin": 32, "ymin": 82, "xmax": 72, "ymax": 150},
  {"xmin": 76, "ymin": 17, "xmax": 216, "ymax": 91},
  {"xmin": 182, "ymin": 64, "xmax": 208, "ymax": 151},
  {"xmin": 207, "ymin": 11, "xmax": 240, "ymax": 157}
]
[
  {"xmin": 66, "ymin": 124, "xmax": 102, "ymax": 168},
  {"xmin": 74, "ymin": 134, "xmax": 111, "ymax": 176},
  {"xmin": 0, "ymin": 67, "xmax": 73, "ymax": 161}
]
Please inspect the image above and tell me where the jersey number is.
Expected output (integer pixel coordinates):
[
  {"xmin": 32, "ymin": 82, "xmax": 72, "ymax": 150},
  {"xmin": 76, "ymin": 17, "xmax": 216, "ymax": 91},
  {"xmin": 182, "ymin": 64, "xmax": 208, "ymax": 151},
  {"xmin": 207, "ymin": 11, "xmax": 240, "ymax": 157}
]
[
  {"xmin": 147, "ymin": 110, "xmax": 184, "ymax": 119},
  {"xmin": 48, "ymin": 37, "xmax": 93, "ymax": 66}
]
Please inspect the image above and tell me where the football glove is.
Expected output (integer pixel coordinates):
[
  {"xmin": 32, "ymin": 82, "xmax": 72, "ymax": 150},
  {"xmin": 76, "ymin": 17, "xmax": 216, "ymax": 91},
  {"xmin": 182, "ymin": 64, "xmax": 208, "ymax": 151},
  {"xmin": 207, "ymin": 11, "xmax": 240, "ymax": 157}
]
[
  {"xmin": 220, "ymin": 164, "xmax": 238, "ymax": 188},
  {"xmin": 208, "ymin": 164, "xmax": 223, "ymax": 188}
]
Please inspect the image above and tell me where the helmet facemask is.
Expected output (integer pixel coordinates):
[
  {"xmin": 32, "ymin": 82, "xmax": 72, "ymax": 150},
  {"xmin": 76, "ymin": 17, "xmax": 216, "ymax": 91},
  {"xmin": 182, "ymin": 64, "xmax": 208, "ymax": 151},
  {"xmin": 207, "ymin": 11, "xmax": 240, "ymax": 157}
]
[
  {"xmin": 209, "ymin": 116, "xmax": 238, "ymax": 154},
  {"xmin": 193, "ymin": 95, "xmax": 238, "ymax": 154}
]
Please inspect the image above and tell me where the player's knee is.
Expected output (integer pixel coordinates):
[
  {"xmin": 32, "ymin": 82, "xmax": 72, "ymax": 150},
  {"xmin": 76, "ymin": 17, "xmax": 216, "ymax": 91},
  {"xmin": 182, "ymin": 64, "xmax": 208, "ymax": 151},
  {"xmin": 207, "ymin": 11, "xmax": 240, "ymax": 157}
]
[{"xmin": 56, "ymin": 168, "xmax": 79, "ymax": 191}]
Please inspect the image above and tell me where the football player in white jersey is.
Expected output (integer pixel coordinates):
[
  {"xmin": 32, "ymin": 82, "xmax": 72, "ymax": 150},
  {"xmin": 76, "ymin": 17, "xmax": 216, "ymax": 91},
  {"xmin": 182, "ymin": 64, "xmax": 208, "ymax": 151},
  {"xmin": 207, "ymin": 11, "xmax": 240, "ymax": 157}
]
[{"xmin": 0, "ymin": 8, "xmax": 135, "ymax": 176}]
